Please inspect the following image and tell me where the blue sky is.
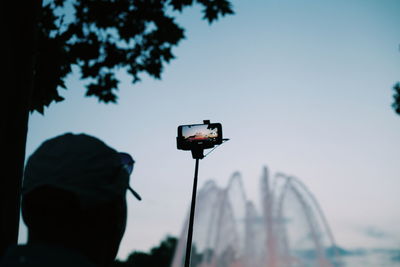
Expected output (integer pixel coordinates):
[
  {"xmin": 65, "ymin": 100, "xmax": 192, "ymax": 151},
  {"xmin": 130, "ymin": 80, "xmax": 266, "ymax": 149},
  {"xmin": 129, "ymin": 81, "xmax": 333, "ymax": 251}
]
[{"xmin": 20, "ymin": 0, "xmax": 400, "ymax": 260}]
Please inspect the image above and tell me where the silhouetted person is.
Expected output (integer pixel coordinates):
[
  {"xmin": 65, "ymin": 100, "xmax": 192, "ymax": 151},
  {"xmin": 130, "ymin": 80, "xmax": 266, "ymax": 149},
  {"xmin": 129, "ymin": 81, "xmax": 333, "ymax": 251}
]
[{"xmin": 0, "ymin": 133, "xmax": 141, "ymax": 267}]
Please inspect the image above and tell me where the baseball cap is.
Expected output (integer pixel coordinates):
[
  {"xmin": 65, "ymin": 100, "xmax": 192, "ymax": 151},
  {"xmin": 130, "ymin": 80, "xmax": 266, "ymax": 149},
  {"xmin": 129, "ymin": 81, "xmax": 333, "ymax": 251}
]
[{"xmin": 23, "ymin": 133, "xmax": 141, "ymax": 208}]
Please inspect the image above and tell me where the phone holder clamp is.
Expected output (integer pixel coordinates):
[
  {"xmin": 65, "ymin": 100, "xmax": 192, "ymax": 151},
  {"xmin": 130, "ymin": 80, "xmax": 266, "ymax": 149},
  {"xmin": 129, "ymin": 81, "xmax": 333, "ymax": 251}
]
[{"xmin": 191, "ymin": 148, "xmax": 204, "ymax": 159}]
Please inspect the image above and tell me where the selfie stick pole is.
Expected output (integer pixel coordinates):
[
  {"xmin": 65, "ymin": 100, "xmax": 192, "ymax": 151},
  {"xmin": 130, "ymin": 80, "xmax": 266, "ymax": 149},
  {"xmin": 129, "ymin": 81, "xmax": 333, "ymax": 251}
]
[{"xmin": 184, "ymin": 148, "xmax": 203, "ymax": 267}]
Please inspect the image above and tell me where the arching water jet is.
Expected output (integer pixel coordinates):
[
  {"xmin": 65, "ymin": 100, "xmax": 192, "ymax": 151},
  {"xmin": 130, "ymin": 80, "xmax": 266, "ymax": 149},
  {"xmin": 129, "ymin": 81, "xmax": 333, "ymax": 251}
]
[{"xmin": 171, "ymin": 167, "xmax": 339, "ymax": 267}]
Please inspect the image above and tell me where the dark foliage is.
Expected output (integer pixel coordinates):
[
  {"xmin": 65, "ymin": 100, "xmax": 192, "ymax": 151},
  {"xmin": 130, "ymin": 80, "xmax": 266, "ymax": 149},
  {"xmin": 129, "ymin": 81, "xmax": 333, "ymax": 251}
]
[
  {"xmin": 31, "ymin": 0, "xmax": 234, "ymax": 113},
  {"xmin": 392, "ymin": 82, "xmax": 400, "ymax": 116},
  {"xmin": 113, "ymin": 236, "xmax": 178, "ymax": 267}
]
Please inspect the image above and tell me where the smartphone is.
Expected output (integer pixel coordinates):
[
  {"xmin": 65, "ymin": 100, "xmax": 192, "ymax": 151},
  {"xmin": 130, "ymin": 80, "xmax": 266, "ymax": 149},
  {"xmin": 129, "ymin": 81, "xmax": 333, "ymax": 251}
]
[{"xmin": 177, "ymin": 123, "xmax": 223, "ymax": 150}]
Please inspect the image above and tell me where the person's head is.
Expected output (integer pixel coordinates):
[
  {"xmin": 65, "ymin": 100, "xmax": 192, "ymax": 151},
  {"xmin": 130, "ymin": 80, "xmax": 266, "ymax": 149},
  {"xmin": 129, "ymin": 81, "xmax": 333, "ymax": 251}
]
[{"xmin": 21, "ymin": 133, "xmax": 140, "ymax": 267}]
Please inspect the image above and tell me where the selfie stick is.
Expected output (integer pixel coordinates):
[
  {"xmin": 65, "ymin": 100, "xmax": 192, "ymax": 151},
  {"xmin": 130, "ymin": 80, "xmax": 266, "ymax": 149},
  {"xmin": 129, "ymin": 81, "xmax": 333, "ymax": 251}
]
[
  {"xmin": 184, "ymin": 156, "xmax": 200, "ymax": 267},
  {"xmin": 184, "ymin": 122, "xmax": 207, "ymax": 267}
]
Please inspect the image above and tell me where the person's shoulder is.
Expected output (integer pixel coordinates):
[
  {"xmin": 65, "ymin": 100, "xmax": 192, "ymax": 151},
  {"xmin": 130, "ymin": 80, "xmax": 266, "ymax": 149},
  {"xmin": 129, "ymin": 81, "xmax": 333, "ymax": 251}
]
[
  {"xmin": 0, "ymin": 245, "xmax": 30, "ymax": 267},
  {"xmin": 0, "ymin": 243, "xmax": 97, "ymax": 267}
]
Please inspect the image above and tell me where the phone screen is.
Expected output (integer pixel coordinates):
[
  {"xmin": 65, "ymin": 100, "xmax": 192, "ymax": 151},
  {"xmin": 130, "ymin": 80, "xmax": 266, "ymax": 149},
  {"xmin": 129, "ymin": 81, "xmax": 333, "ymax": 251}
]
[{"xmin": 182, "ymin": 124, "xmax": 219, "ymax": 143}]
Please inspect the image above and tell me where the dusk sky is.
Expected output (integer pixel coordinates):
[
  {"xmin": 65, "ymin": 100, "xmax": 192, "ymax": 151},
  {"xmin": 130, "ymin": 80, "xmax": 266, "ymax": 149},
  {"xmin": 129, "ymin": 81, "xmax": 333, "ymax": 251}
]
[{"xmin": 20, "ymin": 0, "xmax": 400, "ymax": 261}]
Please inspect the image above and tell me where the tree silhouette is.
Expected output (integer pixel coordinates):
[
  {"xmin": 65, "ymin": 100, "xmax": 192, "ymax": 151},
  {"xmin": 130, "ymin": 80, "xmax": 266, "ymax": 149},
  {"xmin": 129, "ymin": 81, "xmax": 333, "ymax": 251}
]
[
  {"xmin": 392, "ymin": 82, "xmax": 400, "ymax": 115},
  {"xmin": 113, "ymin": 236, "xmax": 178, "ymax": 267},
  {"xmin": 1, "ymin": 0, "xmax": 233, "ymax": 257},
  {"xmin": 113, "ymin": 236, "xmax": 208, "ymax": 267},
  {"xmin": 32, "ymin": 0, "xmax": 234, "ymax": 113}
]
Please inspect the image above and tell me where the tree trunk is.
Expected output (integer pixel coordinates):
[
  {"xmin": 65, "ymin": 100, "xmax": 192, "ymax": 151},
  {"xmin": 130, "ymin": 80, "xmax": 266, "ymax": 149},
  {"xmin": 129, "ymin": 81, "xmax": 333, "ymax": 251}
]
[{"xmin": 0, "ymin": 0, "xmax": 42, "ymax": 257}]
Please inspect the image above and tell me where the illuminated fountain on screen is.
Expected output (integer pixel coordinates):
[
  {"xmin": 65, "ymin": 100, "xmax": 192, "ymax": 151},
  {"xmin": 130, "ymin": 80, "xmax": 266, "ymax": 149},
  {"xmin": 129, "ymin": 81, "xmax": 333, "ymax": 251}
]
[{"xmin": 171, "ymin": 167, "xmax": 339, "ymax": 267}]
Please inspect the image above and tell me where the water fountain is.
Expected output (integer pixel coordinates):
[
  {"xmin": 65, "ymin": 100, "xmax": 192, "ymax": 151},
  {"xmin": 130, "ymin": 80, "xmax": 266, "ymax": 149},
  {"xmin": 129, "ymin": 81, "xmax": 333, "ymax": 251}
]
[{"xmin": 171, "ymin": 166, "xmax": 339, "ymax": 267}]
